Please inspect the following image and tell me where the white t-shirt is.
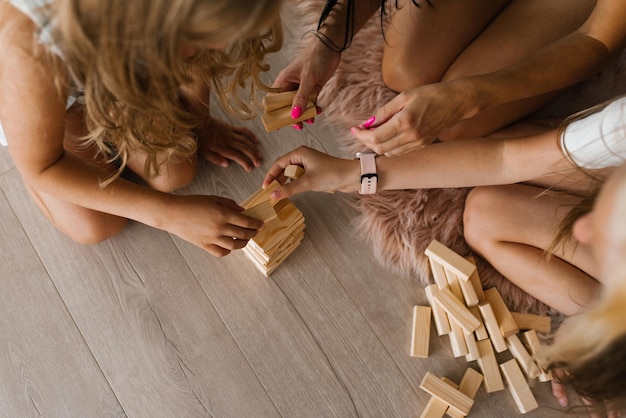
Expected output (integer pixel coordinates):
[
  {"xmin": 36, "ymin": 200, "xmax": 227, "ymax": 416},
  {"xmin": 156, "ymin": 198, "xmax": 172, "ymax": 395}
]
[{"xmin": 560, "ymin": 97, "xmax": 626, "ymax": 169}]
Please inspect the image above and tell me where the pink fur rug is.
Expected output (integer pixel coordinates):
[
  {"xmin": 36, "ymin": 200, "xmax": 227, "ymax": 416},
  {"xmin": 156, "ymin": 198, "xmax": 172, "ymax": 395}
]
[{"xmin": 284, "ymin": 1, "xmax": 626, "ymax": 314}]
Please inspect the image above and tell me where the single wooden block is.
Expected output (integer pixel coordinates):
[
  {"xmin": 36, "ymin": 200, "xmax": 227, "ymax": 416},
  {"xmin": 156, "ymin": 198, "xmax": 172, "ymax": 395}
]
[
  {"xmin": 241, "ymin": 200, "xmax": 277, "ymax": 223},
  {"xmin": 262, "ymin": 90, "xmax": 317, "ymax": 112},
  {"xmin": 500, "ymin": 359, "xmax": 539, "ymax": 414},
  {"xmin": 463, "ymin": 329, "xmax": 481, "ymax": 362},
  {"xmin": 420, "ymin": 372, "xmax": 474, "ymax": 417},
  {"xmin": 261, "ymin": 100, "xmax": 317, "ymax": 132},
  {"xmin": 465, "ymin": 256, "xmax": 486, "ymax": 302},
  {"xmin": 420, "ymin": 397, "xmax": 449, "ymax": 418},
  {"xmin": 469, "ymin": 305, "xmax": 489, "ymax": 341},
  {"xmin": 424, "ymin": 284, "xmax": 451, "ymax": 336},
  {"xmin": 424, "ymin": 240, "xmax": 476, "ymax": 281},
  {"xmin": 410, "ymin": 305, "xmax": 432, "ymax": 358},
  {"xmin": 483, "ymin": 288, "xmax": 519, "ymax": 337},
  {"xmin": 240, "ymin": 180, "xmax": 281, "ymax": 209},
  {"xmin": 433, "ymin": 287, "xmax": 481, "ymax": 334},
  {"xmin": 458, "ymin": 368, "xmax": 484, "ymax": 399},
  {"xmin": 428, "ymin": 257, "xmax": 449, "ymax": 290},
  {"xmin": 476, "ymin": 339, "xmax": 504, "ymax": 393},
  {"xmin": 448, "ymin": 320, "xmax": 469, "ymax": 358},
  {"xmin": 477, "ymin": 302, "xmax": 508, "ymax": 353},
  {"xmin": 507, "ymin": 334, "xmax": 540, "ymax": 379},
  {"xmin": 284, "ymin": 164, "xmax": 305, "ymax": 180},
  {"xmin": 511, "ymin": 311, "xmax": 552, "ymax": 334},
  {"xmin": 457, "ymin": 273, "xmax": 479, "ymax": 307},
  {"xmin": 444, "ymin": 269, "xmax": 465, "ymax": 303}
]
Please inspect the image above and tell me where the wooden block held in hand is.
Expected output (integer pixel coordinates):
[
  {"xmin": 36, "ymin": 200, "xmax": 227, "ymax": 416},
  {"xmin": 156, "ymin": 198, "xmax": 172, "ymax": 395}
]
[
  {"xmin": 500, "ymin": 359, "xmax": 539, "ymax": 414},
  {"xmin": 410, "ymin": 305, "xmax": 432, "ymax": 358},
  {"xmin": 262, "ymin": 90, "xmax": 317, "ymax": 112},
  {"xmin": 242, "ymin": 200, "xmax": 277, "ymax": 223},
  {"xmin": 424, "ymin": 240, "xmax": 476, "ymax": 281},
  {"xmin": 261, "ymin": 101, "xmax": 317, "ymax": 132},
  {"xmin": 284, "ymin": 164, "xmax": 305, "ymax": 180}
]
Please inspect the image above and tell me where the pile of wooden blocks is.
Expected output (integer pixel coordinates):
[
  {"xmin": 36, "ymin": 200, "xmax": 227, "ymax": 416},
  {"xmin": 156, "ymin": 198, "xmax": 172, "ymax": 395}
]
[
  {"xmin": 240, "ymin": 178, "xmax": 305, "ymax": 276},
  {"xmin": 261, "ymin": 90, "xmax": 317, "ymax": 132},
  {"xmin": 411, "ymin": 239, "xmax": 554, "ymax": 416}
]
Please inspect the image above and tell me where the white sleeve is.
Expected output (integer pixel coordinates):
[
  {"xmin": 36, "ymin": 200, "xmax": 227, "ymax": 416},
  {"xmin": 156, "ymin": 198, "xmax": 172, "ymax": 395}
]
[{"xmin": 560, "ymin": 97, "xmax": 626, "ymax": 169}]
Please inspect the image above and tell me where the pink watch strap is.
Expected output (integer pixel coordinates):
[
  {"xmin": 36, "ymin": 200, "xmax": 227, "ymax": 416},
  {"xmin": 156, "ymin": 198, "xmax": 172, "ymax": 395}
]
[{"xmin": 357, "ymin": 152, "xmax": 377, "ymax": 194}]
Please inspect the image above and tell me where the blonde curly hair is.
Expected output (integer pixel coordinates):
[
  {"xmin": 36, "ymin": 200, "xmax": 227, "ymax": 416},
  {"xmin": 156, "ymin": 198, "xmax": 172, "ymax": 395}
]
[{"xmin": 48, "ymin": 0, "xmax": 282, "ymax": 182}]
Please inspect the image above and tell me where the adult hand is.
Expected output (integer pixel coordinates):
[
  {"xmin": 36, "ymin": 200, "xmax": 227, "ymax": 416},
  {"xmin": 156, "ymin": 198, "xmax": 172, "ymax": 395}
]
[
  {"xmin": 165, "ymin": 194, "xmax": 264, "ymax": 257},
  {"xmin": 351, "ymin": 79, "xmax": 477, "ymax": 155},
  {"xmin": 272, "ymin": 35, "xmax": 342, "ymax": 129},
  {"xmin": 262, "ymin": 145, "xmax": 357, "ymax": 199}
]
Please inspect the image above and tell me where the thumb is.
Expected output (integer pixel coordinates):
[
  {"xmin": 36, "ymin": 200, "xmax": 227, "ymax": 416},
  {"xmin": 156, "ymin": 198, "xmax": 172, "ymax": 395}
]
[{"xmin": 270, "ymin": 180, "xmax": 307, "ymax": 201}]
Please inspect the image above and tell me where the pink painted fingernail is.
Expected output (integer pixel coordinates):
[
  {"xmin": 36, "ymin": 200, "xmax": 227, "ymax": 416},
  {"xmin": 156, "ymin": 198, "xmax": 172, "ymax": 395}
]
[
  {"xmin": 291, "ymin": 106, "xmax": 302, "ymax": 119},
  {"xmin": 292, "ymin": 124, "xmax": 303, "ymax": 130},
  {"xmin": 315, "ymin": 106, "xmax": 323, "ymax": 115},
  {"xmin": 305, "ymin": 118, "xmax": 314, "ymax": 124},
  {"xmin": 361, "ymin": 116, "xmax": 376, "ymax": 129}
]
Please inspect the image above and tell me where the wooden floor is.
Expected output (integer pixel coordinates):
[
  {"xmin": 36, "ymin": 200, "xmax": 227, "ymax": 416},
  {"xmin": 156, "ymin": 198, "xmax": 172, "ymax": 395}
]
[{"xmin": 0, "ymin": 3, "xmax": 581, "ymax": 417}]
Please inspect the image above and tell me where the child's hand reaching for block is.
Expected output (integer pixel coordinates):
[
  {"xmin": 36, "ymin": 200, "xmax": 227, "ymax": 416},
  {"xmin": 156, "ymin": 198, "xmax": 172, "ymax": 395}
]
[{"xmin": 262, "ymin": 146, "xmax": 359, "ymax": 200}]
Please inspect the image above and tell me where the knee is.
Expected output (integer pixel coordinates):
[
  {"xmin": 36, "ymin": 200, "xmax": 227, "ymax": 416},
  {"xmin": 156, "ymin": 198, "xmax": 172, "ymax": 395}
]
[
  {"xmin": 463, "ymin": 186, "xmax": 503, "ymax": 255},
  {"xmin": 381, "ymin": 54, "xmax": 439, "ymax": 93},
  {"xmin": 62, "ymin": 215, "xmax": 128, "ymax": 245},
  {"xmin": 147, "ymin": 155, "xmax": 197, "ymax": 193}
]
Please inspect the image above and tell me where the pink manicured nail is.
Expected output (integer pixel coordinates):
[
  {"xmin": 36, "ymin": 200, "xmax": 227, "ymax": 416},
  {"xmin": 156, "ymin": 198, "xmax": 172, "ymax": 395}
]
[
  {"xmin": 315, "ymin": 106, "xmax": 323, "ymax": 115},
  {"xmin": 292, "ymin": 124, "xmax": 303, "ymax": 130},
  {"xmin": 305, "ymin": 118, "xmax": 314, "ymax": 124},
  {"xmin": 291, "ymin": 106, "xmax": 302, "ymax": 119},
  {"xmin": 361, "ymin": 116, "xmax": 376, "ymax": 129}
]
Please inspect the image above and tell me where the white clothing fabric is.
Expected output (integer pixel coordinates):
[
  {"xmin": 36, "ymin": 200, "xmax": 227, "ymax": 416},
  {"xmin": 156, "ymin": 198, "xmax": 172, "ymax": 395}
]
[{"xmin": 560, "ymin": 97, "xmax": 626, "ymax": 169}]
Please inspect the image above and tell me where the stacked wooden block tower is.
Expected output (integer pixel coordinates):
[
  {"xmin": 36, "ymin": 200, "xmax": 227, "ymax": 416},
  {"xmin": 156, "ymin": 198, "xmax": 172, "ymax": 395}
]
[
  {"xmin": 411, "ymin": 239, "xmax": 554, "ymax": 416},
  {"xmin": 240, "ymin": 169, "xmax": 306, "ymax": 276}
]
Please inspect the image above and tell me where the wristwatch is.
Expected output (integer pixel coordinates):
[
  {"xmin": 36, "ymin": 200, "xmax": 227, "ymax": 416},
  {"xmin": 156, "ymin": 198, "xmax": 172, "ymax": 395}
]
[{"xmin": 355, "ymin": 151, "xmax": 378, "ymax": 194}]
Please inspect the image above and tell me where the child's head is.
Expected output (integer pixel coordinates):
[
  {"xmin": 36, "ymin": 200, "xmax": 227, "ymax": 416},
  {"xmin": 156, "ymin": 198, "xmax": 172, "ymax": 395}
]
[
  {"xmin": 50, "ymin": 0, "xmax": 283, "ymax": 179},
  {"xmin": 542, "ymin": 163, "xmax": 626, "ymax": 412}
]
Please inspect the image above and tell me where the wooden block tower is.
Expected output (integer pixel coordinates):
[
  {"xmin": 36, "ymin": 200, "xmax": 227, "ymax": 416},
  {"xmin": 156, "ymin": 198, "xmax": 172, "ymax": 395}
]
[{"xmin": 240, "ymin": 180, "xmax": 305, "ymax": 276}]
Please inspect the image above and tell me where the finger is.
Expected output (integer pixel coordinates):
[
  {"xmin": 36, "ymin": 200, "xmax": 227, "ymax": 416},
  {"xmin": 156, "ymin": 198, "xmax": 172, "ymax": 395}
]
[
  {"xmin": 204, "ymin": 244, "xmax": 231, "ymax": 258},
  {"xmin": 226, "ymin": 138, "xmax": 262, "ymax": 170},
  {"xmin": 291, "ymin": 78, "xmax": 319, "ymax": 120},
  {"xmin": 231, "ymin": 125, "xmax": 260, "ymax": 144},
  {"xmin": 223, "ymin": 224, "xmax": 260, "ymax": 240},
  {"xmin": 216, "ymin": 236, "xmax": 249, "ymax": 251},
  {"xmin": 212, "ymin": 147, "xmax": 254, "ymax": 172},
  {"xmin": 269, "ymin": 177, "xmax": 313, "ymax": 201},
  {"xmin": 262, "ymin": 148, "xmax": 308, "ymax": 188},
  {"xmin": 202, "ymin": 151, "xmax": 229, "ymax": 168},
  {"xmin": 551, "ymin": 381, "xmax": 569, "ymax": 407},
  {"xmin": 292, "ymin": 122, "xmax": 304, "ymax": 130}
]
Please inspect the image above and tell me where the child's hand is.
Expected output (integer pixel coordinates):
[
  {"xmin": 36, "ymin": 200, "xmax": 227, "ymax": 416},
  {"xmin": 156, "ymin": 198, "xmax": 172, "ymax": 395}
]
[
  {"xmin": 262, "ymin": 146, "xmax": 359, "ymax": 200},
  {"xmin": 272, "ymin": 36, "xmax": 341, "ymax": 129},
  {"xmin": 166, "ymin": 194, "xmax": 264, "ymax": 257},
  {"xmin": 196, "ymin": 117, "xmax": 262, "ymax": 171}
]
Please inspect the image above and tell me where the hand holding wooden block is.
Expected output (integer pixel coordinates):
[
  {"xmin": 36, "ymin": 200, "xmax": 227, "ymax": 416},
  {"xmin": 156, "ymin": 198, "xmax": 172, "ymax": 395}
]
[{"xmin": 261, "ymin": 90, "xmax": 318, "ymax": 132}]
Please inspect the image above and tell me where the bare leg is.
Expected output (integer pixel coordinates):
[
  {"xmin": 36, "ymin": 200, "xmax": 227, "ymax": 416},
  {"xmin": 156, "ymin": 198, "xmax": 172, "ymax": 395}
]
[{"xmin": 463, "ymin": 184, "xmax": 600, "ymax": 315}]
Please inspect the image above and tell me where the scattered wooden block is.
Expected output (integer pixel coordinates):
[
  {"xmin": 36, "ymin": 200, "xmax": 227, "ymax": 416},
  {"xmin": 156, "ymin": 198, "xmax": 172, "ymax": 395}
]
[
  {"xmin": 428, "ymin": 257, "xmax": 449, "ymax": 290},
  {"xmin": 410, "ymin": 305, "xmax": 432, "ymax": 358},
  {"xmin": 241, "ymin": 200, "xmax": 277, "ymax": 223},
  {"xmin": 420, "ymin": 372, "xmax": 474, "ymax": 417},
  {"xmin": 477, "ymin": 302, "xmax": 508, "ymax": 353},
  {"xmin": 446, "ymin": 368, "xmax": 484, "ymax": 418},
  {"xmin": 476, "ymin": 339, "xmax": 504, "ymax": 393},
  {"xmin": 444, "ymin": 269, "xmax": 465, "ymax": 303},
  {"xmin": 457, "ymin": 272, "xmax": 479, "ymax": 307},
  {"xmin": 448, "ymin": 320, "xmax": 469, "ymax": 358},
  {"xmin": 421, "ymin": 378, "xmax": 458, "ymax": 418},
  {"xmin": 424, "ymin": 240, "xmax": 476, "ymax": 281},
  {"xmin": 483, "ymin": 288, "xmax": 519, "ymax": 337},
  {"xmin": 463, "ymin": 329, "xmax": 481, "ymax": 362},
  {"xmin": 500, "ymin": 359, "xmax": 539, "ymax": 414},
  {"xmin": 465, "ymin": 256, "xmax": 486, "ymax": 302},
  {"xmin": 469, "ymin": 305, "xmax": 489, "ymax": 341},
  {"xmin": 506, "ymin": 334, "xmax": 540, "ymax": 379},
  {"xmin": 424, "ymin": 285, "xmax": 451, "ymax": 336},
  {"xmin": 433, "ymin": 287, "xmax": 481, "ymax": 334},
  {"xmin": 511, "ymin": 311, "xmax": 551, "ymax": 334},
  {"xmin": 284, "ymin": 164, "xmax": 305, "ymax": 180}
]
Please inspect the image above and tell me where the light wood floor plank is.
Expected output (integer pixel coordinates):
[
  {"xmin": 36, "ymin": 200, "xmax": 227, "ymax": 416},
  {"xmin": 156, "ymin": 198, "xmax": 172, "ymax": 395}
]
[
  {"xmin": 0, "ymin": 171, "xmax": 279, "ymax": 418},
  {"xmin": 0, "ymin": 188, "xmax": 125, "ymax": 417}
]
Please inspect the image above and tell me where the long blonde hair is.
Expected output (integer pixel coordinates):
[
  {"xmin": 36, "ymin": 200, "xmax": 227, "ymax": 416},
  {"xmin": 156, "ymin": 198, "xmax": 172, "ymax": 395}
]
[{"xmin": 49, "ymin": 0, "xmax": 282, "ymax": 181}]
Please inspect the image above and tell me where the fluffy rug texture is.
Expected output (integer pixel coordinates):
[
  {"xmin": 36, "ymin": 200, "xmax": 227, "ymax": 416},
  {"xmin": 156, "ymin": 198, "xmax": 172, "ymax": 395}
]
[{"xmin": 284, "ymin": 1, "xmax": 626, "ymax": 314}]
